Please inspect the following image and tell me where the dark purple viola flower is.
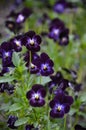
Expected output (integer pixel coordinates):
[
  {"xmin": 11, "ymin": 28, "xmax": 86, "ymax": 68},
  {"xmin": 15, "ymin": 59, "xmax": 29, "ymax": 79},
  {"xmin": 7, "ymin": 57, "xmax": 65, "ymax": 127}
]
[
  {"xmin": 53, "ymin": 0, "xmax": 67, "ymax": 14},
  {"xmin": 29, "ymin": 63, "xmax": 39, "ymax": 74},
  {"xmin": 7, "ymin": 115, "xmax": 18, "ymax": 129},
  {"xmin": 24, "ymin": 51, "xmax": 39, "ymax": 67},
  {"xmin": 16, "ymin": 8, "xmax": 32, "ymax": 24},
  {"xmin": 10, "ymin": 35, "xmax": 22, "ymax": 52},
  {"xmin": 49, "ymin": 27, "xmax": 61, "ymax": 41},
  {"xmin": 74, "ymin": 83, "xmax": 82, "ymax": 92},
  {"xmin": 22, "ymin": 31, "xmax": 42, "ymax": 52},
  {"xmin": 26, "ymin": 84, "xmax": 46, "ymax": 107},
  {"xmin": 49, "ymin": 90, "xmax": 73, "ymax": 118},
  {"xmin": 25, "ymin": 124, "xmax": 34, "ymax": 130},
  {"xmin": 46, "ymin": 71, "xmax": 63, "ymax": 93},
  {"xmin": 75, "ymin": 124, "xmax": 86, "ymax": 130},
  {"xmin": 0, "ymin": 41, "xmax": 12, "ymax": 52},
  {"xmin": 49, "ymin": 18, "xmax": 65, "ymax": 28},
  {"xmin": 48, "ymin": 18, "xmax": 65, "ymax": 41},
  {"xmin": 58, "ymin": 28, "xmax": 69, "ymax": 46},
  {"xmin": 58, "ymin": 79, "xmax": 69, "ymax": 91},
  {"xmin": 5, "ymin": 20, "xmax": 22, "ymax": 32},
  {"xmin": 33, "ymin": 53, "xmax": 54, "ymax": 76},
  {"xmin": 50, "ymin": 71, "xmax": 63, "ymax": 84},
  {"xmin": 2, "ymin": 50, "xmax": 13, "ymax": 67}
]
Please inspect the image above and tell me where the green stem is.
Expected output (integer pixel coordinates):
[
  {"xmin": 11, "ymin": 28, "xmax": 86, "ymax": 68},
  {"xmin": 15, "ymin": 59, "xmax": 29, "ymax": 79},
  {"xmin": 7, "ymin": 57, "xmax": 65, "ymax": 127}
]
[
  {"xmin": 64, "ymin": 115, "xmax": 67, "ymax": 130},
  {"xmin": 47, "ymin": 91, "xmax": 50, "ymax": 130}
]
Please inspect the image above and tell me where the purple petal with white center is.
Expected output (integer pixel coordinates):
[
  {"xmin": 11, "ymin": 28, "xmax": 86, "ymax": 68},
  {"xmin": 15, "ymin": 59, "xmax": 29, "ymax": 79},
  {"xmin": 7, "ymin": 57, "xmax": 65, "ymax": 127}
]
[{"xmin": 50, "ymin": 109, "xmax": 64, "ymax": 118}]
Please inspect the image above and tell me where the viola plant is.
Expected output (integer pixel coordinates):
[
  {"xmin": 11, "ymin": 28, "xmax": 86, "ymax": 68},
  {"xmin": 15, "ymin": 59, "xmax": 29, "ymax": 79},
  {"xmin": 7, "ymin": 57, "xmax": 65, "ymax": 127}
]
[{"xmin": 0, "ymin": 0, "xmax": 86, "ymax": 130}]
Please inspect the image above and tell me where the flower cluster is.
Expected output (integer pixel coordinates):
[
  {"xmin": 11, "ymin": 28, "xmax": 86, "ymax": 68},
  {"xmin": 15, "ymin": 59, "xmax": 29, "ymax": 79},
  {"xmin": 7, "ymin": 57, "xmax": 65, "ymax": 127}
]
[
  {"xmin": 26, "ymin": 84, "xmax": 73, "ymax": 118},
  {"xmin": 48, "ymin": 18, "xmax": 69, "ymax": 46},
  {"xmin": 0, "ymin": 30, "xmax": 42, "ymax": 75},
  {"xmin": 50, "ymin": 90, "xmax": 73, "ymax": 118}
]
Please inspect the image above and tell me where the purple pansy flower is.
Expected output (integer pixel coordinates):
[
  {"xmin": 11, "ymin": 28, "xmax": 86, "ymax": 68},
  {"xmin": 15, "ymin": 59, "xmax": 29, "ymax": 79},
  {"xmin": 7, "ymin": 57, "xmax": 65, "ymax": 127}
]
[
  {"xmin": 24, "ymin": 51, "xmax": 40, "ymax": 74},
  {"xmin": 16, "ymin": 8, "xmax": 32, "ymax": 24},
  {"xmin": 25, "ymin": 124, "xmax": 34, "ymax": 130},
  {"xmin": 2, "ymin": 50, "xmax": 13, "ymax": 67},
  {"xmin": 7, "ymin": 115, "xmax": 18, "ymax": 129},
  {"xmin": 47, "ymin": 71, "xmax": 63, "ymax": 93},
  {"xmin": 5, "ymin": 20, "xmax": 22, "ymax": 32},
  {"xmin": 22, "ymin": 31, "xmax": 42, "ymax": 52},
  {"xmin": 49, "ymin": 90, "xmax": 73, "ymax": 118},
  {"xmin": 48, "ymin": 18, "xmax": 65, "ymax": 41},
  {"xmin": 0, "ymin": 41, "xmax": 12, "ymax": 52},
  {"xmin": 33, "ymin": 53, "xmax": 54, "ymax": 76},
  {"xmin": 10, "ymin": 35, "xmax": 23, "ymax": 52},
  {"xmin": 58, "ymin": 28, "xmax": 69, "ymax": 46},
  {"xmin": 26, "ymin": 84, "xmax": 46, "ymax": 107},
  {"xmin": 53, "ymin": 0, "xmax": 67, "ymax": 14}
]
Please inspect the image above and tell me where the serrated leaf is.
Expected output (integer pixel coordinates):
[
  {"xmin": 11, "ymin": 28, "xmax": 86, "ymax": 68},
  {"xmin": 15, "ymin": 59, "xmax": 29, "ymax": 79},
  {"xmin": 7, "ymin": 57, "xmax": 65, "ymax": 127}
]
[
  {"xmin": 9, "ymin": 103, "xmax": 22, "ymax": 112},
  {"xmin": 15, "ymin": 117, "xmax": 28, "ymax": 126},
  {"xmin": 12, "ymin": 52, "xmax": 20, "ymax": 67},
  {"xmin": 0, "ymin": 76, "xmax": 15, "ymax": 83}
]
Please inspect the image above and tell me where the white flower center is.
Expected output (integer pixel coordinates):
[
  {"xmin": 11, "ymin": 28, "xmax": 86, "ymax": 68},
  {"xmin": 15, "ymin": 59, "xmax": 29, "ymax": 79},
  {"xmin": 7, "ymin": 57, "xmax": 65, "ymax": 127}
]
[
  {"xmin": 5, "ymin": 52, "xmax": 9, "ymax": 57},
  {"xmin": 53, "ymin": 29, "xmax": 59, "ymax": 35},
  {"xmin": 34, "ymin": 93, "xmax": 39, "ymax": 100},
  {"xmin": 57, "ymin": 105, "xmax": 62, "ymax": 112},
  {"xmin": 16, "ymin": 14, "xmax": 24, "ymax": 23},
  {"xmin": 14, "ymin": 40, "xmax": 21, "ymax": 46},
  {"xmin": 30, "ymin": 39, "xmax": 35, "ymax": 45}
]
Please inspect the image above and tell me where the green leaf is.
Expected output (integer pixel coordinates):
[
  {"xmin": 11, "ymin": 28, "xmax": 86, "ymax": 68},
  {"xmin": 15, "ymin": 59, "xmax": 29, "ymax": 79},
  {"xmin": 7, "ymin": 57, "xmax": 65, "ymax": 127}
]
[
  {"xmin": 69, "ymin": 108, "xmax": 77, "ymax": 116},
  {"xmin": 0, "ymin": 76, "xmax": 15, "ymax": 83},
  {"xmin": 15, "ymin": 117, "xmax": 28, "ymax": 126},
  {"xmin": 80, "ymin": 92, "xmax": 86, "ymax": 102},
  {"xmin": 12, "ymin": 52, "xmax": 20, "ymax": 67},
  {"xmin": 9, "ymin": 103, "xmax": 22, "ymax": 112},
  {"xmin": 0, "ymin": 103, "xmax": 11, "ymax": 111}
]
